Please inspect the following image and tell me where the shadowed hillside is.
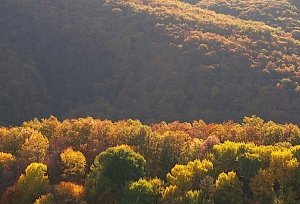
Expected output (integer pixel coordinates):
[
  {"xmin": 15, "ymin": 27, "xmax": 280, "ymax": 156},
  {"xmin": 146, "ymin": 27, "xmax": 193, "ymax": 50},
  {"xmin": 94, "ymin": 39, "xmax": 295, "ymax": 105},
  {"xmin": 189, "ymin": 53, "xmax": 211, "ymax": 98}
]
[{"xmin": 1, "ymin": 0, "xmax": 300, "ymax": 125}]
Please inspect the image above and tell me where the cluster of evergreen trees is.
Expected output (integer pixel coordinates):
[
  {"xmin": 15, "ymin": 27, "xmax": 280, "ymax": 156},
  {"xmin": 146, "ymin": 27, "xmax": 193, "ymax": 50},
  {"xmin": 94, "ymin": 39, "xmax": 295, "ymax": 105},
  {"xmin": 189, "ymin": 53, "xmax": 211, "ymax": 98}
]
[{"xmin": 1, "ymin": 116, "xmax": 300, "ymax": 203}]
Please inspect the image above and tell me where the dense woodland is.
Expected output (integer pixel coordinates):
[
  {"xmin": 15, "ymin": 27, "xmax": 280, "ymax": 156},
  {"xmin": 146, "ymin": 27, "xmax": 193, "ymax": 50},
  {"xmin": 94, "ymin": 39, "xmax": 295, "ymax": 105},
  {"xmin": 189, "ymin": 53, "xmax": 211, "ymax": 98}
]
[
  {"xmin": 0, "ymin": 116, "xmax": 300, "ymax": 203},
  {"xmin": 1, "ymin": 0, "xmax": 300, "ymax": 125}
]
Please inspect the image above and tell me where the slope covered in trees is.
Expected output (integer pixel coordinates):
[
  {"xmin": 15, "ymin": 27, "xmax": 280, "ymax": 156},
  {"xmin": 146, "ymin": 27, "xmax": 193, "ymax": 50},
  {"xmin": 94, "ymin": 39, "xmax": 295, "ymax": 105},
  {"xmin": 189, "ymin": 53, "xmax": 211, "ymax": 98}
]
[
  {"xmin": 196, "ymin": 0, "xmax": 300, "ymax": 32},
  {"xmin": 1, "ymin": 116, "xmax": 300, "ymax": 203},
  {"xmin": 1, "ymin": 0, "xmax": 300, "ymax": 125}
]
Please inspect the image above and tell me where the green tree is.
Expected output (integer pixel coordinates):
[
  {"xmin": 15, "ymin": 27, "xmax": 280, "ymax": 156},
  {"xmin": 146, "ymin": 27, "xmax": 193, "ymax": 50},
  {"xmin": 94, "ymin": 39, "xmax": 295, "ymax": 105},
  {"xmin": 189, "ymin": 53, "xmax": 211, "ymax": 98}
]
[
  {"xmin": 85, "ymin": 145, "xmax": 146, "ymax": 203},
  {"xmin": 250, "ymin": 169, "xmax": 275, "ymax": 203},
  {"xmin": 237, "ymin": 152, "xmax": 262, "ymax": 197}
]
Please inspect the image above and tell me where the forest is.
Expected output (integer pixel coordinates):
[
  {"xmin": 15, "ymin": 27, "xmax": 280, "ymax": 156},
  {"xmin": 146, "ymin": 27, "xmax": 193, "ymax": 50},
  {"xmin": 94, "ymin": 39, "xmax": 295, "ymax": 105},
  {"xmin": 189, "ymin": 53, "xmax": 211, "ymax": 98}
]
[
  {"xmin": 2, "ymin": 0, "xmax": 300, "ymax": 203},
  {"xmin": 1, "ymin": 0, "xmax": 300, "ymax": 125},
  {"xmin": 1, "ymin": 116, "xmax": 300, "ymax": 203}
]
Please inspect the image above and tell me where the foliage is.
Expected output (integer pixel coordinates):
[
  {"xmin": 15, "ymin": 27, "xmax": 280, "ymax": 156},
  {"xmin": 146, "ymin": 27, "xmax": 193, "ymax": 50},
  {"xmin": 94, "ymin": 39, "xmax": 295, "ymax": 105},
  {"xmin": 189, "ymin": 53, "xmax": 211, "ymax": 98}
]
[
  {"xmin": 34, "ymin": 194, "xmax": 55, "ymax": 204},
  {"xmin": 214, "ymin": 171, "xmax": 245, "ymax": 204},
  {"xmin": 167, "ymin": 159, "xmax": 213, "ymax": 191},
  {"xmin": 1, "ymin": 0, "xmax": 300, "ymax": 125},
  {"xmin": 0, "ymin": 127, "xmax": 35, "ymax": 155},
  {"xmin": 0, "ymin": 152, "xmax": 15, "ymax": 170},
  {"xmin": 85, "ymin": 145, "xmax": 146, "ymax": 203},
  {"xmin": 0, "ymin": 116, "xmax": 300, "ymax": 203},
  {"xmin": 54, "ymin": 181, "xmax": 84, "ymax": 204},
  {"xmin": 121, "ymin": 178, "xmax": 163, "ymax": 204},
  {"xmin": 197, "ymin": 0, "xmax": 300, "ymax": 33},
  {"xmin": 159, "ymin": 131, "xmax": 192, "ymax": 177},
  {"xmin": 250, "ymin": 169, "xmax": 275, "ymax": 203},
  {"xmin": 19, "ymin": 131, "xmax": 49, "ymax": 162},
  {"xmin": 12, "ymin": 163, "xmax": 49, "ymax": 204},
  {"xmin": 60, "ymin": 148, "xmax": 86, "ymax": 182}
]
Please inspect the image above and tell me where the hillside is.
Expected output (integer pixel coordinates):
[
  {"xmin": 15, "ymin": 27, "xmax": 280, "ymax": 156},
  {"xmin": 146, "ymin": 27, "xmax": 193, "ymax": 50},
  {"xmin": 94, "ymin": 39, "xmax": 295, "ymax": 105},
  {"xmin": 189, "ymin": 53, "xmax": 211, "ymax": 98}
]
[
  {"xmin": 1, "ymin": 0, "xmax": 300, "ymax": 125},
  {"xmin": 197, "ymin": 0, "xmax": 300, "ymax": 32}
]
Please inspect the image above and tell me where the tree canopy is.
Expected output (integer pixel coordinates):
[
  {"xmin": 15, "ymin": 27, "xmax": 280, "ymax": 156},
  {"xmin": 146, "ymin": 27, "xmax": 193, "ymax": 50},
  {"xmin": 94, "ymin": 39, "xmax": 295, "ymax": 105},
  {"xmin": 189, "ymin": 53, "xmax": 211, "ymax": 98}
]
[{"xmin": 0, "ymin": 116, "xmax": 300, "ymax": 203}]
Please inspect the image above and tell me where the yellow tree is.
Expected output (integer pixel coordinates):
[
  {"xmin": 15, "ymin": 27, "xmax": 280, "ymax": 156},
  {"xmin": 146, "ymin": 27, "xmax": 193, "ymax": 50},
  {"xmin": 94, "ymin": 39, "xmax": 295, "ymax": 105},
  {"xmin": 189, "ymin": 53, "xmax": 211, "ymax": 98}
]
[
  {"xmin": 212, "ymin": 141, "xmax": 242, "ymax": 173},
  {"xmin": 162, "ymin": 159, "xmax": 214, "ymax": 203},
  {"xmin": 0, "ymin": 127, "xmax": 34, "ymax": 155},
  {"xmin": 12, "ymin": 163, "xmax": 49, "ymax": 204},
  {"xmin": 0, "ymin": 152, "xmax": 16, "ymax": 194},
  {"xmin": 60, "ymin": 147, "xmax": 86, "ymax": 182},
  {"xmin": 214, "ymin": 171, "xmax": 245, "ymax": 204},
  {"xmin": 0, "ymin": 152, "xmax": 15, "ymax": 171},
  {"xmin": 270, "ymin": 150, "xmax": 299, "ymax": 186},
  {"xmin": 121, "ymin": 178, "xmax": 163, "ymax": 204},
  {"xmin": 19, "ymin": 131, "xmax": 49, "ymax": 162},
  {"xmin": 167, "ymin": 159, "xmax": 213, "ymax": 191}
]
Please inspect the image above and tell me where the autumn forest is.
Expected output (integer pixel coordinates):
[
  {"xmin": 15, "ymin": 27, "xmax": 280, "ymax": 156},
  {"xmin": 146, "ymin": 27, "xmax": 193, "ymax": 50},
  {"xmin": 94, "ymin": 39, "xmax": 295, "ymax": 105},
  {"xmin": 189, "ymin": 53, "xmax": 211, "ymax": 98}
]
[
  {"xmin": 1, "ymin": 0, "xmax": 300, "ymax": 203},
  {"xmin": 1, "ymin": 116, "xmax": 300, "ymax": 203}
]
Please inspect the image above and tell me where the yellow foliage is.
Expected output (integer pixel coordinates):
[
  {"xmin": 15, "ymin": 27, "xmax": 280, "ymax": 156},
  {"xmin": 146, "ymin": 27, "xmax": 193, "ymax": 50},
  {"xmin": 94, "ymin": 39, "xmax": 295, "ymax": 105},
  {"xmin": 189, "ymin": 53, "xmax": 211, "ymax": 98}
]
[
  {"xmin": 0, "ymin": 152, "xmax": 15, "ymax": 167},
  {"xmin": 20, "ymin": 131, "xmax": 49, "ymax": 162},
  {"xmin": 161, "ymin": 185, "xmax": 181, "ymax": 203},
  {"xmin": 13, "ymin": 163, "xmax": 49, "ymax": 204},
  {"xmin": 270, "ymin": 150, "xmax": 299, "ymax": 184},
  {"xmin": 216, "ymin": 171, "xmax": 240, "ymax": 189},
  {"xmin": 167, "ymin": 159, "xmax": 213, "ymax": 191},
  {"xmin": 34, "ymin": 193, "xmax": 55, "ymax": 204},
  {"xmin": 60, "ymin": 147, "xmax": 86, "ymax": 179},
  {"xmin": 215, "ymin": 171, "xmax": 244, "ymax": 204}
]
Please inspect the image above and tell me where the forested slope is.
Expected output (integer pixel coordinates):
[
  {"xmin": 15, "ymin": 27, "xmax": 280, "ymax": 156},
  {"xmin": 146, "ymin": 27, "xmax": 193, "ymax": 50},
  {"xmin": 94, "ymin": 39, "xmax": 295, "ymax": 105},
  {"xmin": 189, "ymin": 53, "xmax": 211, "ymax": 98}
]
[
  {"xmin": 196, "ymin": 0, "xmax": 300, "ymax": 32},
  {"xmin": 1, "ymin": 0, "xmax": 300, "ymax": 125}
]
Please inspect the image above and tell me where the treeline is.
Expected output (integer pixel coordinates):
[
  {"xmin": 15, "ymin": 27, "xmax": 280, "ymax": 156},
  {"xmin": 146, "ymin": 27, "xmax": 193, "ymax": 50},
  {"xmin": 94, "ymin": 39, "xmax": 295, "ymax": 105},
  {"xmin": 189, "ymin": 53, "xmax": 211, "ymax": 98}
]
[
  {"xmin": 1, "ymin": 0, "xmax": 300, "ymax": 125},
  {"xmin": 1, "ymin": 116, "xmax": 300, "ymax": 203}
]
